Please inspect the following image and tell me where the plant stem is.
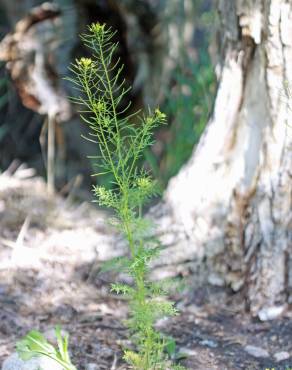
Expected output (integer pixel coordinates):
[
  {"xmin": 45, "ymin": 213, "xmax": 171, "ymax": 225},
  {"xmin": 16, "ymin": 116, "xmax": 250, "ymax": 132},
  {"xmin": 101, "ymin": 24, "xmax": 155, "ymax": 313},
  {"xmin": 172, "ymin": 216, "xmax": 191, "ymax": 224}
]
[{"xmin": 121, "ymin": 197, "xmax": 155, "ymax": 369}]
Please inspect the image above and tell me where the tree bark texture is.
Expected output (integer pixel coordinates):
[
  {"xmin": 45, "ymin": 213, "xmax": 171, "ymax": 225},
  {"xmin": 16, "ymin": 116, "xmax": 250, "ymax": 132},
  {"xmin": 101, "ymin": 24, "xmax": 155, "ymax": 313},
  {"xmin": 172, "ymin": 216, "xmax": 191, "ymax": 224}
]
[{"xmin": 151, "ymin": 0, "xmax": 292, "ymax": 319}]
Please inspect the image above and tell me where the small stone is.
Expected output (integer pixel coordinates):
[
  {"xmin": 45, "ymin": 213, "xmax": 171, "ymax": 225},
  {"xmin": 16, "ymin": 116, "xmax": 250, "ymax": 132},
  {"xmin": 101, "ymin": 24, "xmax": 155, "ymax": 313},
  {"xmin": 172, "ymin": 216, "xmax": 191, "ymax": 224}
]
[
  {"xmin": 199, "ymin": 339, "xmax": 218, "ymax": 348},
  {"xmin": 208, "ymin": 273, "xmax": 225, "ymax": 286},
  {"xmin": 85, "ymin": 363, "xmax": 99, "ymax": 370},
  {"xmin": 100, "ymin": 346, "xmax": 114, "ymax": 358},
  {"xmin": 1, "ymin": 353, "xmax": 63, "ymax": 370},
  {"xmin": 274, "ymin": 351, "xmax": 290, "ymax": 362},
  {"xmin": 177, "ymin": 347, "xmax": 197, "ymax": 357},
  {"xmin": 258, "ymin": 305, "xmax": 285, "ymax": 321},
  {"xmin": 244, "ymin": 345, "xmax": 270, "ymax": 358}
]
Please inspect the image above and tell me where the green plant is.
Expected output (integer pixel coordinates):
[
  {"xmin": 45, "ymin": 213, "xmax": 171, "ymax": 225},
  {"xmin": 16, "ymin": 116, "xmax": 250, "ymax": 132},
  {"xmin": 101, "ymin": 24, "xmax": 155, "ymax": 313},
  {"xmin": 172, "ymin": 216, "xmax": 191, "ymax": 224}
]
[
  {"xmin": 16, "ymin": 326, "xmax": 77, "ymax": 370},
  {"xmin": 144, "ymin": 1, "xmax": 216, "ymax": 187},
  {"xmin": 68, "ymin": 23, "xmax": 185, "ymax": 369},
  {"xmin": 146, "ymin": 51, "xmax": 215, "ymax": 187}
]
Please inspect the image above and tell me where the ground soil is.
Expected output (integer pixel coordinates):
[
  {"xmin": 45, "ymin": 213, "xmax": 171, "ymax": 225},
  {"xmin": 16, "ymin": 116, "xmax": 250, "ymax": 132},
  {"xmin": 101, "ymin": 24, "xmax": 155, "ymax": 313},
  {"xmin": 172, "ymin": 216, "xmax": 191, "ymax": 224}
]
[{"xmin": 0, "ymin": 168, "xmax": 291, "ymax": 370}]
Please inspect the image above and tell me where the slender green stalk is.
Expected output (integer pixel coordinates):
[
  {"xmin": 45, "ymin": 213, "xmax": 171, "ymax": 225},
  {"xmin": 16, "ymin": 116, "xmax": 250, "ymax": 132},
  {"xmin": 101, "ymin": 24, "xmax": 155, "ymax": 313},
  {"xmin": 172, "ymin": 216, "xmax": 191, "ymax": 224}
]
[{"xmin": 68, "ymin": 23, "xmax": 185, "ymax": 370}]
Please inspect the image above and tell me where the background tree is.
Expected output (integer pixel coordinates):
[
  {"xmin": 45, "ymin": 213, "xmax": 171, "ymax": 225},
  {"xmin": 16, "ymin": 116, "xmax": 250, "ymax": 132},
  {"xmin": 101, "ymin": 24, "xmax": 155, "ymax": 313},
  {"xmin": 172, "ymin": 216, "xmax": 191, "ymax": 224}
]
[{"xmin": 152, "ymin": 0, "xmax": 291, "ymax": 319}]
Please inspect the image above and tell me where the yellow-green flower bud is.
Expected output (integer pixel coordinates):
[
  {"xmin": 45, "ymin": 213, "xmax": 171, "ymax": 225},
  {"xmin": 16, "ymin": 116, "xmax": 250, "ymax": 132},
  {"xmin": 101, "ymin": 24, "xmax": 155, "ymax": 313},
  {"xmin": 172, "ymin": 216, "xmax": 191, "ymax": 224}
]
[
  {"xmin": 77, "ymin": 57, "xmax": 93, "ymax": 68},
  {"xmin": 103, "ymin": 116, "xmax": 111, "ymax": 127},
  {"xmin": 89, "ymin": 23, "xmax": 105, "ymax": 36},
  {"xmin": 154, "ymin": 108, "xmax": 166, "ymax": 121},
  {"xmin": 136, "ymin": 177, "xmax": 152, "ymax": 189},
  {"xmin": 93, "ymin": 99, "xmax": 106, "ymax": 114}
]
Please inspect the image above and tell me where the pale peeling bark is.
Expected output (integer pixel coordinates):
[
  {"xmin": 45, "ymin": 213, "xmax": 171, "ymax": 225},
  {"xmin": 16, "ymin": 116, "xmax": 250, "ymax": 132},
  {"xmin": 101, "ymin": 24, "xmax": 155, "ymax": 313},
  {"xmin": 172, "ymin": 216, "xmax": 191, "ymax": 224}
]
[{"xmin": 151, "ymin": 0, "xmax": 292, "ymax": 318}]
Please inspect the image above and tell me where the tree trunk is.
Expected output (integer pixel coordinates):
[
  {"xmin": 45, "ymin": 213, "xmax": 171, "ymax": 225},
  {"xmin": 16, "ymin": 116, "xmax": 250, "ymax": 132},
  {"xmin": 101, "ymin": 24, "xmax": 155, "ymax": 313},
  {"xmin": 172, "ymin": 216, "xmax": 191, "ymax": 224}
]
[{"xmin": 151, "ymin": 0, "xmax": 292, "ymax": 318}]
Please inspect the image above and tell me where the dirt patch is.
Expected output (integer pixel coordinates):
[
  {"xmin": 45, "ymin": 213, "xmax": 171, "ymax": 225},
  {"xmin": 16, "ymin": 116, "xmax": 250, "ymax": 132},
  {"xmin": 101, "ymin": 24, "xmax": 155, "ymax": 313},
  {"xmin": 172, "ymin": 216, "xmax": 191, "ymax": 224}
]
[{"xmin": 0, "ymin": 169, "xmax": 291, "ymax": 370}]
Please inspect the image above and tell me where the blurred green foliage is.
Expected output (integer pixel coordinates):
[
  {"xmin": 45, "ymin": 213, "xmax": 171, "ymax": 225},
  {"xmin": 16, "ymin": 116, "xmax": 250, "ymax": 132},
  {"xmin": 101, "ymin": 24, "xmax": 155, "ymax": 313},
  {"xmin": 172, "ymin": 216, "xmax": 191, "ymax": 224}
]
[
  {"xmin": 155, "ymin": 51, "xmax": 216, "ymax": 186},
  {"xmin": 143, "ymin": 0, "xmax": 217, "ymax": 187}
]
